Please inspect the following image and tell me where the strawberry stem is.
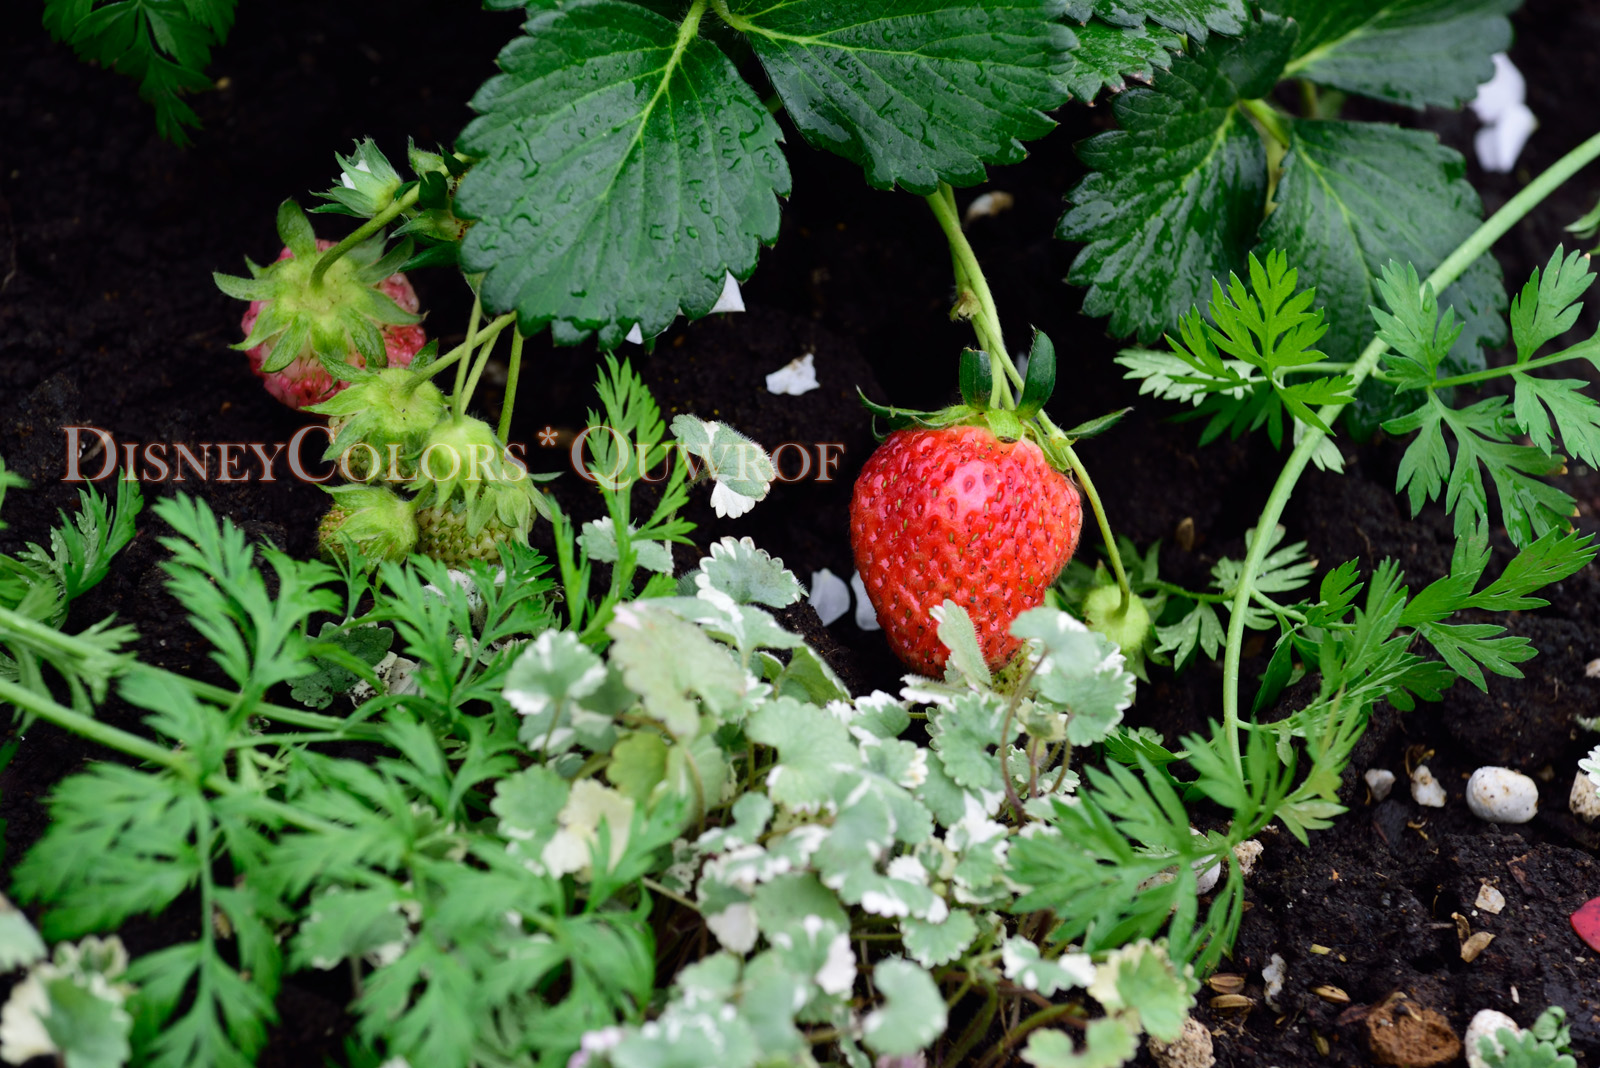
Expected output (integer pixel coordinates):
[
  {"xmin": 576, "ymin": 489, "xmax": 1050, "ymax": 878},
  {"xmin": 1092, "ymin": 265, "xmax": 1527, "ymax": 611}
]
[
  {"xmin": 1055, "ymin": 440, "xmax": 1130, "ymax": 615},
  {"xmin": 498, "ymin": 329, "xmax": 527, "ymax": 444},
  {"xmin": 310, "ymin": 184, "xmax": 421, "ymax": 287},
  {"xmin": 1218, "ymin": 128, "xmax": 1600, "ymax": 778},
  {"xmin": 413, "ymin": 312, "xmax": 515, "ymax": 387},
  {"xmin": 453, "ymin": 291, "xmax": 485, "ymax": 414}
]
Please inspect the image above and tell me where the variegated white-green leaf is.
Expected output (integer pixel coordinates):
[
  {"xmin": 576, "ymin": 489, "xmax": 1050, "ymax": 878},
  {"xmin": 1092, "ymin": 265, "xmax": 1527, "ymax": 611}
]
[
  {"xmin": 503, "ymin": 629, "xmax": 611, "ymax": 753},
  {"xmin": 830, "ymin": 690, "xmax": 911, "ymax": 741},
  {"xmin": 929, "ymin": 692, "xmax": 1017, "ymax": 794},
  {"xmin": 747, "ymin": 697, "xmax": 859, "ymax": 812},
  {"xmin": 698, "ymin": 536, "xmax": 803, "ymax": 607},
  {"xmin": 541, "ymin": 779, "xmax": 636, "ymax": 877},
  {"xmin": 1001, "ymin": 936, "xmax": 1097, "ymax": 995},
  {"xmin": 899, "ymin": 909, "xmax": 978, "ymax": 968},
  {"xmin": 608, "ymin": 601, "xmax": 751, "ymax": 737},
  {"xmin": 861, "ymin": 959, "xmax": 946, "ymax": 1057},
  {"xmin": 1013, "ymin": 608, "xmax": 1135, "ymax": 746},
  {"xmin": 0, "ymin": 897, "xmax": 45, "ymax": 971},
  {"xmin": 932, "ymin": 600, "xmax": 991, "ymax": 688},
  {"xmin": 671, "ymin": 415, "xmax": 777, "ymax": 504},
  {"xmin": 577, "ymin": 516, "xmax": 674, "ymax": 574},
  {"xmin": 492, "ymin": 765, "xmax": 570, "ymax": 873}
]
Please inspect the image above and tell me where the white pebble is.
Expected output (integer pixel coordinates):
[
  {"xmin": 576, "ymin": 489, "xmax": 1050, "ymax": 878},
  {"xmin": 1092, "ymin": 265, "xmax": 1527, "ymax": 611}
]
[
  {"xmin": 1232, "ymin": 839, "xmax": 1262, "ymax": 876},
  {"xmin": 964, "ymin": 190, "xmax": 1015, "ymax": 223},
  {"xmin": 809, "ymin": 568, "xmax": 851, "ymax": 626},
  {"xmin": 1584, "ymin": 657, "xmax": 1600, "ymax": 678},
  {"xmin": 1569, "ymin": 770, "xmax": 1600, "ymax": 823},
  {"xmin": 1410, "ymin": 764, "xmax": 1447, "ymax": 808},
  {"xmin": 1365, "ymin": 768, "xmax": 1396, "ymax": 801},
  {"xmin": 1474, "ymin": 883, "xmax": 1506, "ymax": 915},
  {"xmin": 1466, "ymin": 767, "xmax": 1539, "ymax": 824},
  {"xmin": 765, "ymin": 353, "xmax": 820, "ymax": 396},
  {"xmin": 1465, "ymin": 1009, "xmax": 1521, "ymax": 1068},
  {"xmin": 1261, "ymin": 954, "xmax": 1286, "ymax": 1011}
]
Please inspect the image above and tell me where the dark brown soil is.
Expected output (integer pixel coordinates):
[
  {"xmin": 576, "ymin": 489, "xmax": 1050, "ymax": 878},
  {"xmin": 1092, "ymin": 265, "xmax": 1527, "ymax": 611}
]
[{"xmin": 2, "ymin": 1, "xmax": 1599, "ymax": 1065}]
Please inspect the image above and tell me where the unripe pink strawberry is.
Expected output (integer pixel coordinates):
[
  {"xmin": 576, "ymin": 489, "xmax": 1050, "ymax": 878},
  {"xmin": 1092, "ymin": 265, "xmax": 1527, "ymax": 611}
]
[
  {"xmin": 216, "ymin": 201, "xmax": 426, "ymax": 411},
  {"xmin": 239, "ymin": 241, "xmax": 427, "ymax": 409}
]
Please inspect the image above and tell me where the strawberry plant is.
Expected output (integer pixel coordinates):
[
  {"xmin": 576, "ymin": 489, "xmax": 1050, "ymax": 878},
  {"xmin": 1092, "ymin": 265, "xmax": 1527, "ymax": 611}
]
[{"xmin": 11, "ymin": 1, "xmax": 1600, "ymax": 1066}]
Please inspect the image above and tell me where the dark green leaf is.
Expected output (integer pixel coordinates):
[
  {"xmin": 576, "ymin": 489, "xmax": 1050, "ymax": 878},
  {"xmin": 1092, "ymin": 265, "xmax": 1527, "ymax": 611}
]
[
  {"xmin": 1256, "ymin": 119, "xmax": 1505, "ymax": 432},
  {"xmin": 1060, "ymin": 18, "xmax": 1182, "ymax": 100},
  {"xmin": 1268, "ymin": 0, "xmax": 1515, "ymax": 109},
  {"xmin": 1060, "ymin": 14, "xmax": 1295, "ymax": 341},
  {"xmin": 456, "ymin": 2, "xmax": 790, "ymax": 348},
  {"xmin": 1090, "ymin": 0, "xmax": 1247, "ymax": 42},
  {"xmin": 726, "ymin": 0, "xmax": 1073, "ymax": 193}
]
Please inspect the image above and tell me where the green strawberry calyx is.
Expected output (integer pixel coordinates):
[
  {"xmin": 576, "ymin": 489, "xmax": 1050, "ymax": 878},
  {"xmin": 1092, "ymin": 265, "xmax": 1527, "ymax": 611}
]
[
  {"xmin": 857, "ymin": 329, "xmax": 1128, "ymax": 473},
  {"xmin": 213, "ymin": 200, "xmax": 421, "ymax": 376},
  {"xmin": 305, "ymin": 365, "xmax": 449, "ymax": 475},
  {"xmin": 318, "ymin": 484, "xmax": 419, "ymax": 563},
  {"xmin": 407, "ymin": 416, "xmax": 551, "ymax": 540}
]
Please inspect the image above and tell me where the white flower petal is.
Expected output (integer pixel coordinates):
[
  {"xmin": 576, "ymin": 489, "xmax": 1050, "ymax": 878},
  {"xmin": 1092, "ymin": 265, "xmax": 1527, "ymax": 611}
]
[
  {"xmin": 711, "ymin": 271, "xmax": 746, "ymax": 314},
  {"xmin": 809, "ymin": 568, "xmax": 851, "ymax": 625},
  {"xmin": 711, "ymin": 480, "xmax": 758, "ymax": 519},
  {"xmin": 851, "ymin": 571, "xmax": 880, "ymax": 631}
]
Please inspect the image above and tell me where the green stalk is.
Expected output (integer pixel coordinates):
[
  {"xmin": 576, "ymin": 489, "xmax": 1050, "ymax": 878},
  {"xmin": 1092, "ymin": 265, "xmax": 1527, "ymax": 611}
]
[
  {"xmin": 0, "ymin": 675, "xmax": 187, "ymax": 771},
  {"xmin": 416, "ymin": 312, "xmax": 515, "ymax": 385},
  {"xmin": 458, "ymin": 317, "xmax": 502, "ymax": 415},
  {"xmin": 1218, "ymin": 129, "xmax": 1600, "ymax": 775},
  {"xmin": 453, "ymin": 292, "xmax": 485, "ymax": 412},
  {"xmin": 498, "ymin": 330, "xmax": 527, "ymax": 444},
  {"xmin": 311, "ymin": 185, "xmax": 422, "ymax": 287},
  {"xmin": 1430, "ymin": 336, "xmax": 1600, "ymax": 390},
  {"xmin": 1239, "ymin": 98, "xmax": 1292, "ymax": 149},
  {"xmin": 926, "ymin": 183, "xmax": 1134, "ymax": 609}
]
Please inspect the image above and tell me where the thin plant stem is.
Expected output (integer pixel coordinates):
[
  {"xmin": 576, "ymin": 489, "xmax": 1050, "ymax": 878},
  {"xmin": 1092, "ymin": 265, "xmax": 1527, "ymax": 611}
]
[
  {"xmin": 311, "ymin": 186, "xmax": 421, "ymax": 286},
  {"xmin": 458, "ymin": 317, "xmax": 501, "ymax": 415},
  {"xmin": 1240, "ymin": 97, "xmax": 1292, "ymax": 149},
  {"xmin": 1218, "ymin": 129, "xmax": 1600, "ymax": 775},
  {"xmin": 416, "ymin": 313, "xmax": 515, "ymax": 384},
  {"xmin": 1056, "ymin": 441, "xmax": 1132, "ymax": 612},
  {"xmin": 453, "ymin": 292, "xmax": 484, "ymax": 413},
  {"xmin": 1431, "ymin": 336, "xmax": 1600, "ymax": 390},
  {"xmin": 498, "ymin": 330, "xmax": 527, "ymax": 444}
]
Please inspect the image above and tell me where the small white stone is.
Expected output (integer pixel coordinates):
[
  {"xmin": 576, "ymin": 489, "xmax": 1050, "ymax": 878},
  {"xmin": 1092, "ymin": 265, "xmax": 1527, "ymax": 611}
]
[
  {"xmin": 1410, "ymin": 764, "xmax": 1447, "ymax": 808},
  {"xmin": 1147, "ymin": 1015, "xmax": 1215, "ymax": 1068},
  {"xmin": 765, "ymin": 353, "xmax": 820, "ymax": 396},
  {"xmin": 1465, "ymin": 1009, "xmax": 1521, "ymax": 1068},
  {"xmin": 851, "ymin": 571, "xmax": 880, "ymax": 631},
  {"xmin": 809, "ymin": 568, "xmax": 851, "ymax": 626},
  {"xmin": 1262, "ymin": 953, "xmax": 1286, "ymax": 1011},
  {"xmin": 1232, "ymin": 839, "xmax": 1263, "ymax": 877},
  {"xmin": 1465, "ymin": 767, "xmax": 1539, "ymax": 824},
  {"xmin": 711, "ymin": 272, "xmax": 745, "ymax": 314},
  {"xmin": 1365, "ymin": 768, "xmax": 1397, "ymax": 801},
  {"xmin": 1569, "ymin": 770, "xmax": 1600, "ymax": 823},
  {"xmin": 1193, "ymin": 829, "xmax": 1221, "ymax": 895},
  {"xmin": 1475, "ymin": 883, "xmax": 1506, "ymax": 915},
  {"xmin": 1584, "ymin": 657, "xmax": 1600, "ymax": 678},
  {"xmin": 964, "ymin": 190, "xmax": 1015, "ymax": 223}
]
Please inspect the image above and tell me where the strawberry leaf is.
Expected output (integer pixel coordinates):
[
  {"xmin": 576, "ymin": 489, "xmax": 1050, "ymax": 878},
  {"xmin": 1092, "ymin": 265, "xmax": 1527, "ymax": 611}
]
[
  {"xmin": 1082, "ymin": 0, "xmax": 1247, "ymax": 42},
  {"xmin": 1059, "ymin": 18, "xmax": 1183, "ymax": 100},
  {"xmin": 1266, "ymin": 0, "xmax": 1516, "ymax": 109},
  {"xmin": 725, "ymin": 0, "xmax": 1073, "ymax": 194},
  {"xmin": 456, "ymin": 2, "xmax": 790, "ymax": 348},
  {"xmin": 1255, "ymin": 120, "xmax": 1506, "ymax": 434},
  {"xmin": 1060, "ymin": 13, "xmax": 1296, "ymax": 342}
]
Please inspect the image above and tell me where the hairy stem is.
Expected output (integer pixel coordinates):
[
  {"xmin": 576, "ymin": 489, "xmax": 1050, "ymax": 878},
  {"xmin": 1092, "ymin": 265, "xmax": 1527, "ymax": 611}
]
[
  {"xmin": 311, "ymin": 186, "xmax": 421, "ymax": 287},
  {"xmin": 1056, "ymin": 439, "xmax": 1131, "ymax": 612},
  {"xmin": 1218, "ymin": 129, "xmax": 1600, "ymax": 775},
  {"xmin": 925, "ymin": 184, "xmax": 1021, "ymax": 392}
]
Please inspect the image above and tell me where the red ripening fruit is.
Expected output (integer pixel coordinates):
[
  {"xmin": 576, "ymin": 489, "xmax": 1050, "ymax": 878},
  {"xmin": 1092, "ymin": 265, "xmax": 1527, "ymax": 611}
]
[
  {"xmin": 850, "ymin": 424, "xmax": 1083, "ymax": 676},
  {"xmin": 240, "ymin": 240, "xmax": 428, "ymax": 409}
]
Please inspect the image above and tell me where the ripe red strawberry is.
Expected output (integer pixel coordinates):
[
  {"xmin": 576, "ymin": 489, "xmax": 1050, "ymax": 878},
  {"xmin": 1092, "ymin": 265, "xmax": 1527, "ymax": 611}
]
[
  {"xmin": 851, "ymin": 424, "xmax": 1083, "ymax": 676},
  {"xmin": 239, "ymin": 240, "xmax": 427, "ymax": 409}
]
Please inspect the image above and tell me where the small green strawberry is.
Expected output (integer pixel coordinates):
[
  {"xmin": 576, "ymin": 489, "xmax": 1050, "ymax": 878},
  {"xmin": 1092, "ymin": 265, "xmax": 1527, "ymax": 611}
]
[
  {"xmin": 317, "ymin": 484, "xmax": 418, "ymax": 563},
  {"xmin": 414, "ymin": 502, "xmax": 524, "ymax": 567},
  {"xmin": 306, "ymin": 367, "xmax": 448, "ymax": 482}
]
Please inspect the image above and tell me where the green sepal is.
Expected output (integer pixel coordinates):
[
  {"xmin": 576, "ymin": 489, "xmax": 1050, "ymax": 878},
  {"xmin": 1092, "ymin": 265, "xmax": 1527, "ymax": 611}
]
[
  {"xmin": 258, "ymin": 319, "xmax": 310, "ymax": 373},
  {"xmin": 959, "ymin": 349, "xmax": 994, "ymax": 409},
  {"xmin": 276, "ymin": 200, "xmax": 318, "ymax": 259},
  {"xmin": 1060, "ymin": 407, "xmax": 1132, "ymax": 442},
  {"xmin": 986, "ymin": 409, "xmax": 1024, "ymax": 442},
  {"xmin": 1015, "ymin": 329, "xmax": 1057, "ymax": 418},
  {"xmin": 856, "ymin": 389, "xmax": 975, "ymax": 438}
]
